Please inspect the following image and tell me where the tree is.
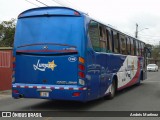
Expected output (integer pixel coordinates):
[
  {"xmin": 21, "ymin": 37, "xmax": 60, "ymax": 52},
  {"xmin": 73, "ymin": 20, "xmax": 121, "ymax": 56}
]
[
  {"xmin": 0, "ymin": 19, "xmax": 16, "ymax": 47},
  {"xmin": 152, "ymin": 45, "xmax": 160, "ymax": 65},
  {"xmin": 151, "ymin": 45, "xmax": 160, "ymax": 60}
]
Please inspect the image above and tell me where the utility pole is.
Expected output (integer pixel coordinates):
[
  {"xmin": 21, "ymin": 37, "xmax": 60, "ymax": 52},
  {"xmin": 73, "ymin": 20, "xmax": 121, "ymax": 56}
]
[{"xmin": 135, "ymin": 23, "xmax": 138, "ymax": 38}]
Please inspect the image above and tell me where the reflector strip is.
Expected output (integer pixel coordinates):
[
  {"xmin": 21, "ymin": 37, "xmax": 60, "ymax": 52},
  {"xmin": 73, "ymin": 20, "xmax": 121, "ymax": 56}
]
[
  {"xmin": 73, "ymin": 88, "xmax": 79, "ymax": 90},
  {"xmin": 69, "ymin": 88, "xmax": 73, "ymax": 90},
  {"xmin": 12, "ymin": 85, "xmax": 87, "ymax": 90},
  {"xmin": 46, "ymin": 86, "xmax": 50, "ymax": 89},
  {"xmin": 25, "ymin": 86, "xmax": 29, "ymax": 88},
  {"xmin": 29, "ymin": 86, "xmax": 33, "ymax": 88},
  {"xmin": 59, "ymin": 87, "xmax": 64, "ymax": 90},
  {"xmin": 37, "ymin": 86, "xmax": 41, "ymax": 89},
  {"xmin": 33, "ymin": 86, "xmax": 37, "ymax": 88},
  {"xmin": 64, "ymin": 87, "xmax": 69, "ymax": 90},
  {"xmin": 21, "ymin": 86, "xmax": 25, "ymax": 88},
  {"xmin": 50, "ymin": 87, "xmax": 55, "ymax": 90},
  {"xmin": 41, "ymin": 86, "xmax": 46, "ymax": 89},
  {"xmin": 55, "ymin": 87, "xmax": 59, "ymax": 89}
]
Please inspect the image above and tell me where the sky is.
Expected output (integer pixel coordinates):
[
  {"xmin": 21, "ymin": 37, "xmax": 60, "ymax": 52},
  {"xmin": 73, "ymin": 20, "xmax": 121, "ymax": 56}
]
[{"xmin": 0, "ymin": 0, "xmax": 160, "ymax": 45}]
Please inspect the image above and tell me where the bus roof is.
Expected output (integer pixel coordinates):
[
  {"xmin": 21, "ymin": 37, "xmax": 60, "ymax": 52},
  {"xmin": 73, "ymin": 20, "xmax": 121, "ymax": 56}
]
[
  {"xmin": 18, "ymin": 6, "xmax": 145, "ymax": 44},
  {"xmin": 18, "ymin": 6, "xmax": 85, "ymax": 18}
]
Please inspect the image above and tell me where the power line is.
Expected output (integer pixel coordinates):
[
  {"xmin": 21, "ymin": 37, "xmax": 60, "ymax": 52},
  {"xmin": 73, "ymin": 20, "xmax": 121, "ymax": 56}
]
[
  {"xmin": 51, "ymin": 0, "xmax": 88, "ymax": 15},
  {"xmin": 35, "ymin": 0, "xmax": 48, "ymax": 6},
  {"xmin": 25, "ymin": 0, "xmax": 39, "ymax": 7}
]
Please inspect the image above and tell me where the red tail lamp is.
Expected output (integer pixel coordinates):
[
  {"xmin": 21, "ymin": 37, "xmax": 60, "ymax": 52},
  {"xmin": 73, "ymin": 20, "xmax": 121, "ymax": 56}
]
[
  {"xmin": 79, "ymin": 72, "xmax": 85, "ymax": 78},
  {"xmin": 72, "ymin": 92, "xmax": 81, "ymax": 97}
]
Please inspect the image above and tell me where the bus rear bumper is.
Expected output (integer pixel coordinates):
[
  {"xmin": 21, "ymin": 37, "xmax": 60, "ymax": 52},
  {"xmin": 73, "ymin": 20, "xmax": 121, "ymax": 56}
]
[{"xmin": 12, "ymin": 83, "xmax": 87, "ymax": 102}]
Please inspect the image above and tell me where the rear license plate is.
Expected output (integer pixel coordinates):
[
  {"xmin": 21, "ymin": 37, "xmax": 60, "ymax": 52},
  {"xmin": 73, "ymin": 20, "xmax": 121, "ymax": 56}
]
[{"xmin": 40, "ymin": 92, "xmax": 49, "ymax": 97}]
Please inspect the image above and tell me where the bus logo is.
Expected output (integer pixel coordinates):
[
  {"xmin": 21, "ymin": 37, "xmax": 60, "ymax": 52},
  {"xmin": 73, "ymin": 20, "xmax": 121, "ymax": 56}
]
[
  {"xmin": 33, "ymin": 60, "xmax": 57, "ymax": 71},
  {"xmin": 68, "ymin": 56, "xmax": 77, "ymax": 62}
]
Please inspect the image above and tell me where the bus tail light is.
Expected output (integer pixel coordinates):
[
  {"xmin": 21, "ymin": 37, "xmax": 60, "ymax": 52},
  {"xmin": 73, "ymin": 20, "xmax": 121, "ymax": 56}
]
[
  {"xmin": 79, "ymin": 72, "xmax": 85, "ymax": 78},
  {"xmin": 79, "ymin": 57, "xmax": 85, "ymax": 64},
  {"xmin": 13, "ymin": 90, "xmax": 19, "ymax": 94},
  {"xmin": 79, "ymin": 64, "xmax": 85, "ymax": 71},
  {"xmin": 78, "ymin": 57, "xmax": 85, "ymax": 85},
  {"xmin": 72, "ymin": 92, "xmax": 81, "ymax": 97}
]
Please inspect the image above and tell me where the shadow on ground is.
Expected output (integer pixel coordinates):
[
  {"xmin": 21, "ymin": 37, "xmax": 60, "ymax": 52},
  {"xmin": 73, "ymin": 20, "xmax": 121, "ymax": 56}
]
[{"xmin": 21, "ymin": 83, "xmax": 145, "ymax": 111}]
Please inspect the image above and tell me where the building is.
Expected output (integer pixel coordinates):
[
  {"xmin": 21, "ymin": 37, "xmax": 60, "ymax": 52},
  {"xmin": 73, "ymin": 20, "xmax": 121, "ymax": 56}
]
[{"xmin": 0, "ymin": 47, "xmax": 12, "ymax": 91}]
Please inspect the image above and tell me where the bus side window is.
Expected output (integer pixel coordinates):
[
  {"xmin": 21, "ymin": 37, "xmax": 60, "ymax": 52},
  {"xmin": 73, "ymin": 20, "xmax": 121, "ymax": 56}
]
[
  {"xmin": 120, "ymin": 34, "xmax": 126, "ymax": 55},
  {"xmin": 99, "ymin": 25, "xmax": 107, "ymax": 52},
  {"xmin": 139, "ymin": 41, "xmax": 142, "ymax": 56},
  {"xmin": 126, "ymin": 37, "xmax": 131, "ymax": 55},
  {"xmin": 141, "ymin": 42, "xmax": 144, "ymax": 56},
  {"xmin": 130, "ymin": 38, "xmax": 134, "ymax": 55},
  {"xmin": 133, "ymin": 39, "xmax": 137, "ymax": 55},
  {"xmin": 88, "ymin": 21, "xmax": 100, "ymax": 52},
  {"xmin": 112, "ymin": 31, "xmax": 119, "ymax": 54},
  {"xmin": 106, "ymin": 28, "xmax": 112, "ymax": 53},
  {"xmin": 136, "ymin": 40, "xmax": 139, "ymax": 56}
]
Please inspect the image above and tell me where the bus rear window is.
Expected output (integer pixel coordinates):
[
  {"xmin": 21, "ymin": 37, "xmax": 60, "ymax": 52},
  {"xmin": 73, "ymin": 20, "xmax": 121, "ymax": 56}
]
[{"xmin": 14, "ymin": 16, "xmax": 84, "ymax": 49}]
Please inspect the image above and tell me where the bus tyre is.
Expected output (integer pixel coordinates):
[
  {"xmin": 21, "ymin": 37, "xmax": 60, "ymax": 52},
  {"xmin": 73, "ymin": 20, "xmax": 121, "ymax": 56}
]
[{"xmin": 104, "ymin": 80, "xmax": 116, "ymax": 100}]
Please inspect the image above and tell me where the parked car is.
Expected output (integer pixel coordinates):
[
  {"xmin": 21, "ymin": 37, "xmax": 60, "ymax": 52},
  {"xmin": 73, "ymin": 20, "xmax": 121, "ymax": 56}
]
[{"xmin": 147, "ymin": 64, "xmax": 159, "ymax": 72}]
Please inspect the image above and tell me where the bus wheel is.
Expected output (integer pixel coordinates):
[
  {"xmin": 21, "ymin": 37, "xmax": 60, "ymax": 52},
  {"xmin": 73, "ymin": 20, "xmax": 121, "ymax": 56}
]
[{"xmin": 104, "ymin": 80, "xmax": 116, "ymax": 100}]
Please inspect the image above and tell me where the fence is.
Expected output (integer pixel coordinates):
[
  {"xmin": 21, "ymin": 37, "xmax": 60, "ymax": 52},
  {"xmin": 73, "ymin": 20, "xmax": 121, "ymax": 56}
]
[{"xmin": 0, "ymin": 47, "xmax": 12, "ymax": 91}]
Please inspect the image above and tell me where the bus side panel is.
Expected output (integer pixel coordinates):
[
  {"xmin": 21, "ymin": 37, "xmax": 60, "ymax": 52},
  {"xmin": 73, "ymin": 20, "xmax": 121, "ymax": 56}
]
[
  {"xmin": 139, "ymin": 57, "xmax": 147, "ymax": 80},
  {"xmin": 86, "ymin": 50, "xmax": 99, "ymax": 101},
  {"xmin": 86, "ymin": 52, "xmax": 119, "ymax": 100},
  {"xmin": 86, "ymin": 51, "xmax": 142, "ymax": 100},
  {"xmin": 116, "ymin": 55, "xmax": 141, "ymax": 90}
]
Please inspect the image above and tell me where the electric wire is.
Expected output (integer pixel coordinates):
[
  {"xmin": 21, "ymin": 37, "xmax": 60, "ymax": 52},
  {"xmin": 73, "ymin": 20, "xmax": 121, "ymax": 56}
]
[
  {"xmin": 25, "ymin": 0, "xmax": 39, "ymax": 7},
  {"xmin": 35, "ymin": 0, "xmax": 48, "ymax": 6}
]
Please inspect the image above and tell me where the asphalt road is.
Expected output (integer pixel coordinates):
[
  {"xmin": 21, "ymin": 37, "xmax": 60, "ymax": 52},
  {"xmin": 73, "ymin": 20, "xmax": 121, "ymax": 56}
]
[{"xmin": 0, "ymin": 71, "xmax": 160, "ymax": 119}]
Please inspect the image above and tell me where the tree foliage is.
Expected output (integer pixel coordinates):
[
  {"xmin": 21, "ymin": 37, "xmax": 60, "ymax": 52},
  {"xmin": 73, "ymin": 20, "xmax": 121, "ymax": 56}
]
[
  {"xmin": 0, "ymin": 19, "xmax": 16, "ymax": 47},
  {"xmin": 151, "ymin": 45, "xmax": 160, "ymax": 60}
]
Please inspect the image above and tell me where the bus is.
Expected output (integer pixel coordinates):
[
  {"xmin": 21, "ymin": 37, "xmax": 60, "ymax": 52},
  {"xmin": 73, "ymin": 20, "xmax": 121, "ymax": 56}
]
[{"xmin": 12, "ymin": 7, "xmax": 147, "ymax": 102}]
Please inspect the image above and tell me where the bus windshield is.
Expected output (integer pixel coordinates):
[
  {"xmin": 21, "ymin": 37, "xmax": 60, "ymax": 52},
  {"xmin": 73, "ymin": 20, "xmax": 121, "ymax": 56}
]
[{"xmin": 14, "ymin": 16, "xmax": 84, "ymax": 50}]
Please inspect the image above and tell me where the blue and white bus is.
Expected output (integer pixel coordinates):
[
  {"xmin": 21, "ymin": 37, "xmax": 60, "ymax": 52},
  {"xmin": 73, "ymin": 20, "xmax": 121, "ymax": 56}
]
[{"xmin": 12, "ymin": 7, "xmax": 147, "ymax": 102}]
